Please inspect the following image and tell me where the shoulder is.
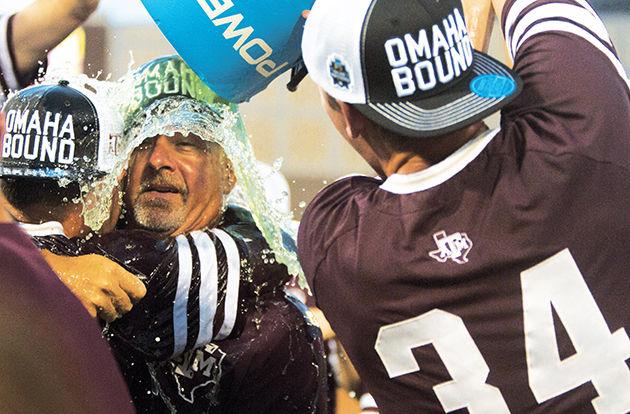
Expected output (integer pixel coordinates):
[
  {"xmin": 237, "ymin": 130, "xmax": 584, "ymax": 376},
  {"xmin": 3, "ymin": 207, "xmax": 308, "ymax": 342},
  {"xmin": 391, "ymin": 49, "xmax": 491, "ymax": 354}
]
[
  {"xmin": 86, "ymin": 230, "xmax": 174, "ymax": 278},
  {"xmin": 297, "ymin": 175, "xmax": 381, "ymax": 289},
  {"xmin": 302, "ymin": 175, "xmax": 381, "ymax": 229}
]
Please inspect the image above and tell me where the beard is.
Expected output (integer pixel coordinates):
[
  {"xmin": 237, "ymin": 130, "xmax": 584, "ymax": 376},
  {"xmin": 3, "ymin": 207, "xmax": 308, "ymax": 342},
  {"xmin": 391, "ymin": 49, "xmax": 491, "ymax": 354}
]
[
  {"xmin": 132, "ymin": 196, "xmax": 187, "ymax": 234},
  {"xmin": 131, "ymin": 172, "xmax": 189, "ymax": 234}
]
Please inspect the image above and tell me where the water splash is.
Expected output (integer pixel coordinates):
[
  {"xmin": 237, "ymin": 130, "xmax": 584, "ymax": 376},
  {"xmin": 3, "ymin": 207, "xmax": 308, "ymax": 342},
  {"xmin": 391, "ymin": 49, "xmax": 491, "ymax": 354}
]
[
  {"xmin": 118, "ymin": 96, "xmax": 308, "ymax": 290},
  {"xmin": 40, "ymin": 71, "xmax": 308, "ymax": 290}
]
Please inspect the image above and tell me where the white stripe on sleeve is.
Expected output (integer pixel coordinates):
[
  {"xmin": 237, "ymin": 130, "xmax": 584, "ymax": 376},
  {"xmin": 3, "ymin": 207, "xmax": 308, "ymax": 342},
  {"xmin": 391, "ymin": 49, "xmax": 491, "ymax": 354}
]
[
  {"xmin": 192, "ymin": 231, "xmax": 219, "ymax": 349},
  {"xmin": 509, "ymin": 3, "xmax": 612, "ymax": 58},
  {"xmin": 211, "ymin": 229, "xmax": 241, "ymax": 340},
  {"xmin": 504, "ymin": 0, "xmax": 539, "ymax": 51},
  {"xmin": 173, "ymin": 236, "xmax": 194, "ymax": 357}
]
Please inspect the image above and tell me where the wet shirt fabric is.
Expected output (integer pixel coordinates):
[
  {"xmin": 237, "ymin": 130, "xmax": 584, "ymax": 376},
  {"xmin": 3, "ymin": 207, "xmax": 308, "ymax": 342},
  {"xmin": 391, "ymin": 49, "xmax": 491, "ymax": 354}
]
[
  {"xmin": 0, "ymin": 14, "xmax": 44, "ymax": 103},
  {"xmin": 297, "ymin": 1, "xmax": 630, "ymax": 413},
  {"xmin": 30, "ymin": 206, "xmax": 329, "ymax": 413},
  {"xmin": 0, "ymin": 223, "xmax": 133, "ymax": 413}
]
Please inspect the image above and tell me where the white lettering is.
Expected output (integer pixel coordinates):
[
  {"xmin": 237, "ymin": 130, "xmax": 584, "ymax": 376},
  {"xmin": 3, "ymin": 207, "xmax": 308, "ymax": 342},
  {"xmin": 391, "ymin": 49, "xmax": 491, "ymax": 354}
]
[
  {"xmin": 197, "ymin": 0, "xmax": 234, "ymax": 20},
  {"xmin": 385, "ymin": 38, "xmax": 408, "ymax": 68},
  {"xmin": 10, "ymin": 134, "xmax": 25, "ymax": 159},
  {"xmin": 451, "ymin": 39, "xmax": 468, "ymax": 77},
  {"xmin": 58, "ymin": 139, "xmax": 75, "ymax": 164},
  {"xmin": 392, "ymin": 67, "xmax": 416, "ymax": 97},
  {"xmin": 144, "ymin": 80, "xmax": 162, "ymax": 99},
  {"xmin": 443, "ymin": 14, "xmax": 460, "ymax": 47},
  {"xmin": 40, "ymin": 136, "xmax": 58, "ymax": 163},
  {"xmin": 59, "ymin": 116, "xmax": 75, "ymax": 140},
  {"xmin": 163, "ymin": 60, "xmax": 181, "ymax": 94},
  {"xmin": 5, "ymin": 110, "xmax": 15, "ymax": 132},
  {"xmin": 26, "ymin": 110, "xmax": 42, "ymax": 136},
  {"xmin": 404, "ymin": 31, "xmax": 431, "ymax": 64},
  {"xmin": 13, "ymin": 110, "xmax": 29, "ymax": 134},
  {"xmin": 239, "ymin": 38, "xmax": 272, "ymax": 65},
  {"xmin": 436, "ymin": 53, "xmax": 455, "ymax": 83},
  {"xmin": 2, "ymin": 133, "xmax": 11, "ymax": 157},
  {"xmin": 414, "ymin": 61, "xmax": 437, "ymax": 91},
  {"xmin": 214, "ymin": 13, "xmax": 254, "ymax": 50},
  {"xmin": 23, "ymin": 135, "xmax": 40, "ymax": 160},
  {"xmin": 432, "ymin": 25, "xmax": 450, "ymax": 57},
  {"xmin": 197, "ymin": 3, "xmax": 290, "ymax": 81},
  {"xmin": 257, "ymin": 60, "xmax": 289, "ymax": 78},
  {"xmin": 43, "ymin": 112, "xmax": 62, "ymax": 137}
]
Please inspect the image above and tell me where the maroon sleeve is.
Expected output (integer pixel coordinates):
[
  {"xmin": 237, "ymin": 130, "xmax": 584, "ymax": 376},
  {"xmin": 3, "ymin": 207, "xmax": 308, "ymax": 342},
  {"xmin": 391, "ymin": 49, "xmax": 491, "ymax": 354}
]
[
  {"xmin": 0, "ymin": 223, "xmax": 134, "ymax": 413},
  {"xmin": 499, "ymin": 0, "xmax": 630, "ymax": 169}
]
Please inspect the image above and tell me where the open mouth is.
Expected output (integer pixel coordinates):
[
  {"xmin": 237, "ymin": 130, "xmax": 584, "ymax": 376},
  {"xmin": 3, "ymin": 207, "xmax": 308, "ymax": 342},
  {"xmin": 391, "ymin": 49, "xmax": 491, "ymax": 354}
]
[{"xmin": 143, "ymin": 184, "xmax": 181, "ymax": 194}]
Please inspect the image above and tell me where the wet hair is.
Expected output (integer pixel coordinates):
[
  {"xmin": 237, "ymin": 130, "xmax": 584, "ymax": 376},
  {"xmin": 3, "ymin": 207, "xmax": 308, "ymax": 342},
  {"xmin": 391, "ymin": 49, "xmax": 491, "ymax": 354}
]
[{"xmin": 0, "ymin": 178, "xmax": 80, "ymax": 221}]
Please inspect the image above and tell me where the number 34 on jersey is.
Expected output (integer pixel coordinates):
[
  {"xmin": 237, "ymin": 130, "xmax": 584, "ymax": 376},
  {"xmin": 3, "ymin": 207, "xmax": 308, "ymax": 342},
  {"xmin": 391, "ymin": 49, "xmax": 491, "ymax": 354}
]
[{"xmin": 375, "ymin": 249, "xmax": 630, "ymax": 414}]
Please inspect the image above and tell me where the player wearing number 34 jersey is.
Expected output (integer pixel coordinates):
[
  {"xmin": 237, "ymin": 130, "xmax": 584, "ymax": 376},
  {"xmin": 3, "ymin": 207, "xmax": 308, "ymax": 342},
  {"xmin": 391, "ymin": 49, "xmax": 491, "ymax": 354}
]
[{"xmin": 296, "ymin": 0, "xmax": 630, "ymax": 412}]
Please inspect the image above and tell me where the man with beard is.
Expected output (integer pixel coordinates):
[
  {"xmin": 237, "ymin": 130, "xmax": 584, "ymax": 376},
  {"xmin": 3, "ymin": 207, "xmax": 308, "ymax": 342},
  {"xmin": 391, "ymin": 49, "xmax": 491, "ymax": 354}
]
[
  {"xmin": 109, "ymin": 55, "xmax": 328, "ymax": 413},
  {"xmin": 2, "ymin": 59, "xmax": 329, "ymax": 413}
]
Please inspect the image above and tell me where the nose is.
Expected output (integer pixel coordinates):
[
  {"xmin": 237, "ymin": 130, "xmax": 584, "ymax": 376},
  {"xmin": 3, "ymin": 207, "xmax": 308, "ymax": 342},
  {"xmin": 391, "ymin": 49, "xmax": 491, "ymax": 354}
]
[{"xmin": 147, "ymin": 136, "xmax": 176, "ymax": 171}]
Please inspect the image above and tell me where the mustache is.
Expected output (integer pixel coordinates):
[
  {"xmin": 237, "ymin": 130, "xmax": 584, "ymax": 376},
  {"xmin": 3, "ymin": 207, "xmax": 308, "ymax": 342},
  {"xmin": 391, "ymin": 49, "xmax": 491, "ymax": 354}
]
[{"xmin": 139, "ymin": 174, "xmax": 187, "ymax": 195}]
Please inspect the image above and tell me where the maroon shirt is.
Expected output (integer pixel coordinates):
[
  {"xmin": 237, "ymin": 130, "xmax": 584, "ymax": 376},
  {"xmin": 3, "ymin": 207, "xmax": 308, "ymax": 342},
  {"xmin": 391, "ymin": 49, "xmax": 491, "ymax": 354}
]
[
  {"xmin": 298, "ymin": 1, "xmax": 630, "ymax": 413},
  {"xmin": 0, "ymin": 223, "xmax": 134, "ymax": 413}
]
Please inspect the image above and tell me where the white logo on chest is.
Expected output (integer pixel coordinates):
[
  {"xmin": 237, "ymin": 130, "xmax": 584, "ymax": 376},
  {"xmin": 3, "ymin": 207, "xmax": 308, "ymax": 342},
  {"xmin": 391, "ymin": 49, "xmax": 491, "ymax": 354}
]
[{"xmin": 429, "ymin": 230, "xmax": 472, "ymax": 264}]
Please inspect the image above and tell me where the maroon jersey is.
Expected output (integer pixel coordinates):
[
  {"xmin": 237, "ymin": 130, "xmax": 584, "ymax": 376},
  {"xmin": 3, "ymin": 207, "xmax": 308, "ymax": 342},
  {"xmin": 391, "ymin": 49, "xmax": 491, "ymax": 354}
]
[
  {"xmin": 28, "ymin": 207, "xmax": 329, "ymax": 413},
  {"xmin": 0, "ymin": 223, "xmax": 133, "ymax": 413},
  {"xmin": 298, "ymin": 1, "xmax": 630, "ymax": 413},
  {"xmin": 147, "ymin": 295, "xmax": 328, "ymax": 414}
]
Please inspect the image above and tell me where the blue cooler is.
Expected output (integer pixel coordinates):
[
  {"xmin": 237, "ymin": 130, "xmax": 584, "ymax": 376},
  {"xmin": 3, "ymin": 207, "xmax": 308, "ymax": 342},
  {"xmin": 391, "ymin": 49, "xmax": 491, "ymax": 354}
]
[{"xmin": 141, "ymin": 0, "xmax": 314, "ymax": 102}]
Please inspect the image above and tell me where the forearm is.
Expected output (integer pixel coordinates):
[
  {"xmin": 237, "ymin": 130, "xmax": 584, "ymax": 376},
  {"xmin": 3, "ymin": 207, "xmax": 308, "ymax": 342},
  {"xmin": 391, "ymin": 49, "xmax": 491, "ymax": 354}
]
[
  {"xmin": 491, "ymin": 0, "xmax": 508, "ymax": 23},
  {"xmin": 11, "ymin": 0, "xmax": 99, "ymax": 79},
  {"xmin": 461, "ymin": 0, "xmax": 495, "ymax": 52}
]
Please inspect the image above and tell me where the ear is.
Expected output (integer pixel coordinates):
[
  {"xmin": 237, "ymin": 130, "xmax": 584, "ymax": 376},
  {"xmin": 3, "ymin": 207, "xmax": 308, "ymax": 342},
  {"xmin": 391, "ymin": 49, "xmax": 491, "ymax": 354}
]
[
  {"xmin": 339, "ymin": 101, "xmax": 368, "ymax": 140},
  {"xmin": 222, "ymin": 156, "xmax": 237, "ymax": 195}
]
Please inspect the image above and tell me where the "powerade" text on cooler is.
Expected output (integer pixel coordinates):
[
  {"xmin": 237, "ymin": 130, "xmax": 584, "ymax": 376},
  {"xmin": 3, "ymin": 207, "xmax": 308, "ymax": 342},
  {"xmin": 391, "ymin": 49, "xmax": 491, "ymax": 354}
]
[
  {"xmin": 2, "ymin": 109, "xmax": 76, "ymax": 165},
  {"xmin": 385, "ymin": 8, "xmax": 473, "ymax": 97},
  {"xmin": 196, "ymin": 0, "xmax": 288, "ymax": 78}
]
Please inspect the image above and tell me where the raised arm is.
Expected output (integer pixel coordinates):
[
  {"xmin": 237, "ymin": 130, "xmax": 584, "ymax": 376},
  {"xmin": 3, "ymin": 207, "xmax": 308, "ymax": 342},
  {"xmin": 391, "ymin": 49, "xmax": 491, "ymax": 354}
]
[
  {"xmin": 491, "ymin": 0, "xmax": 507, "ymax": 22},
  {"xmin": 462, "ymin": 0, "xmax": 496, "ymax": 52},
  {"xmin": 10, "ymin": 0, "xmax": 99, "ymax": 82}
]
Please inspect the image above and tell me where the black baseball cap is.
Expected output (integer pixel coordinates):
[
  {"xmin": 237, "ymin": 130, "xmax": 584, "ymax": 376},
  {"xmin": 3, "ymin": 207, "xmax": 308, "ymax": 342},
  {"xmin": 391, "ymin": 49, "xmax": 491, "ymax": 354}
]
[
  {"xmin": 1, "ymin": 80, "xmax": 122, "ymax": 180},
  {"xmin": 300, "ymin": 0, "xmax": 522, "ymax": 138}
]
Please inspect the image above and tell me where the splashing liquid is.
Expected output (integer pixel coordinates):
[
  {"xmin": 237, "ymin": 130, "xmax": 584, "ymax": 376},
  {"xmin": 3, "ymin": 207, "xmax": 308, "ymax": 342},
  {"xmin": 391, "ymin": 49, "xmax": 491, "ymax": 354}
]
[{"xmin": 42, "ymin": 71, "xmax": 308, "ymax": 290}]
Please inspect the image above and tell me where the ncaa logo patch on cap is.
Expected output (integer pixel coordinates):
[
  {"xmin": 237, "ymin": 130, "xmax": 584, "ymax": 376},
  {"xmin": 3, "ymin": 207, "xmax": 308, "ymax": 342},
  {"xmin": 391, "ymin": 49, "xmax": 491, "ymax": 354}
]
[{"xmin": 328, "ymin": 55, "xmax": 352, "ymax": 90}]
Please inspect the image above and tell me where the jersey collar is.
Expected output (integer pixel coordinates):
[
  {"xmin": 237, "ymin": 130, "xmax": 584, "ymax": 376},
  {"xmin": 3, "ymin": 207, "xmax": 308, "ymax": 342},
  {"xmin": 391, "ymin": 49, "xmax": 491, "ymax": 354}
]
[
  {"xmin": 379, "ymin": 128, "xmax": 500, "ymax": 195},
  {"xmin": 19, "ymin": 221, "xmax": 67, "ymax": 237}
]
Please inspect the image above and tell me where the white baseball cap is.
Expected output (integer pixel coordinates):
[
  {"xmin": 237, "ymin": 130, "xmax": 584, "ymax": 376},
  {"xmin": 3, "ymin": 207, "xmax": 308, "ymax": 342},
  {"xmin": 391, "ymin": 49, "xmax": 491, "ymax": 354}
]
[{"xmin": 299, "ymin": 0, "xmax": 522, "ymax": 138}]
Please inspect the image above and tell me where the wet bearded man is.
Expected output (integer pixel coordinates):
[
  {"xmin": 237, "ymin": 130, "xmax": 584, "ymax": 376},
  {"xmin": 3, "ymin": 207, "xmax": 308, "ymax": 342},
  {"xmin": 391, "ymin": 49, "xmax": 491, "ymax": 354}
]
[
  {"xmin": 124, "ymin": 133, "xmax": 235, "ymax": 236},
  {"xmin": 108, "ymin": 56, "xmax": 329, "ymax": 413}
]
